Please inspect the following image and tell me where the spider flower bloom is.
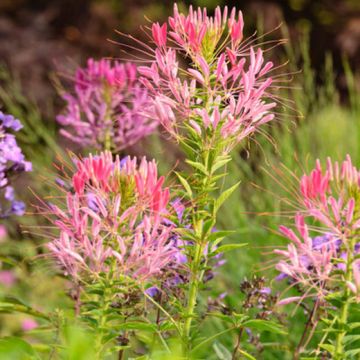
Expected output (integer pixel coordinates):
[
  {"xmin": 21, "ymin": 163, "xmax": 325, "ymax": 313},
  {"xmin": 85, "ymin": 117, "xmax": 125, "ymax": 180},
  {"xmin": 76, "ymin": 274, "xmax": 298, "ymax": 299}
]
[
  {"xmin": 57, "ymin": 59, "xmax": 158, "ymax": 151},
  {"xmin": 275, "ymin": 214, "xmax": 337, "ymax": 300},
  {"xmin": 0, "ymin": 111, "xmax": 32, "ymax": 217},
  {"xmin": 298, "ymin": 155, "xmax": 359, "ymax": 236},
  {"xmin": 138, "ymin": 4, "xmax": 277, "ymax": 151},
  {"xmin": 275, "ymin": 156, "xmax": 360, "ymax": 304},
  {"xmin": 47, "ymin": 151, "xmax": 180, "ymax": 283}
]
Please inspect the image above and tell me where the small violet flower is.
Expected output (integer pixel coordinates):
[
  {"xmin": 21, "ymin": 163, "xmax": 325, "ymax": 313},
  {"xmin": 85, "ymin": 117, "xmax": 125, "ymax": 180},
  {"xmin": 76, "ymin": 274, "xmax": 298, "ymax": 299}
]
[{"xmin": 0, "ymin": 111, "xmax": 32, "ymax": 217}]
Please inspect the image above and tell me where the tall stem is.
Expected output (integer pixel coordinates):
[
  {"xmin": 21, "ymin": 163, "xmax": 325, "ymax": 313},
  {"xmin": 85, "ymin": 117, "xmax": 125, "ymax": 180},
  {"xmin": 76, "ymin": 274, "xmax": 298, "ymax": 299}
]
[
  {"xmin": 94, "ymin": 285, "xmax": 111, "ymax": 358},
  {"xmin": 184, "ymin": 241, "xmax": 205, "ymax": 342},
  {"xmin": 294, "ymin": 298, "xmax": 320, "ymax": 360},
  {"xmin": 231, "ymin": 327, "xmax": 244, "ymax": 360},
  {"xmin": 182, "ymin": 148, "xmax": 217, "ymax": 351},
  {"xmin": 334, "ymin": 238, "xmax": 354, "ymax": 359}
]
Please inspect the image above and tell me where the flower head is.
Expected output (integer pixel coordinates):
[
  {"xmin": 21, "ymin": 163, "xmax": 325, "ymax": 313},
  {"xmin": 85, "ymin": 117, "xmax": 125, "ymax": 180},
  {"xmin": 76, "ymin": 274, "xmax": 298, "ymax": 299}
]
[
  {"xmin": 275, "ymin": 156, "xmax": 360, "ymax": 304},
  {"xmin": 57, "ymin": 59, "xmax": 158, "ymax": 151},
  {"xmin": 47, "ymin": 151, "xmax": 182, "ymax": 284},
  {"xmin": 0, "ymin": 111, "xmax": 32, "ymax": 217},
  {"xmin": 275, "ymin": 214, "xmax": 337, "ymax": 299},
  {"xmin": 298, "ymin": 155, "xmax": 359, "ymax": 235},
  {"xmin": 137, "ymin": 4, "xmax": 278, "ymax": 152}
]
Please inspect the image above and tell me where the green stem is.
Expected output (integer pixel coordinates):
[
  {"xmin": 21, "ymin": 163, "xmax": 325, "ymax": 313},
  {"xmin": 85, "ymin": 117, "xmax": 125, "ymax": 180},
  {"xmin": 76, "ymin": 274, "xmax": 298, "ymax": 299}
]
[
  {"xmin": 183, "ymin": 241, "xmax": 205, "ymax": 343},
  {"xmin": 182, "ymin": 149, "xmax": 215, "ymax": 352},
  {"xmin": 334, "ymin": 240, "xmax": 354, "ymax": 359},
  {"xmin": 95, "ymin": 287, "xmax": 111, "ymax": 358},
  {"xmin": 231, "ymin": 327, "xmax": 244, "ymax": 360},
  {"xmin": 103, "ymin": 88, "xmax": 113, "ymax": 152}
]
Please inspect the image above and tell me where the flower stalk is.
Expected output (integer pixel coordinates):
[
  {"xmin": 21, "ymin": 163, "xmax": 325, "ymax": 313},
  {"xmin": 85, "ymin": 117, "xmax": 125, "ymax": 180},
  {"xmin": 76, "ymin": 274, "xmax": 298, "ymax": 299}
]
[
  {"xmin": 181, "ymin": 146, "xmax": 231, "ymax": 349},
  {"xmin": 334, "ymin": 236, "xmax": 355, "ymax": 359}
]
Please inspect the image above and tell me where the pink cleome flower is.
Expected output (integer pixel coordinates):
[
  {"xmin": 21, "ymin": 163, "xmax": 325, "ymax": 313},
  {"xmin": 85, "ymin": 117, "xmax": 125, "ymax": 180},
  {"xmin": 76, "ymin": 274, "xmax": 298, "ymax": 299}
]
[
  {"xmin": 275, "ymin": 156, "xmax": 360, "ymax": 304},
  {"xmin": 299, "ymin": 155, "xmax": 359, "ymax": 235},
  {"xmin": 57, "ymin": 59, "xmax": 158, "ymax": 151},
  {"xmin": 138, "ymin": 4, "xmax": 277, "ymax": 150},
  {"xmin": 275, "ymin": 214, "xmax": 337, "ymax": 300},
  {"xmin": 47, "ymin": 151, "xmax": 180, "ymax": 283}
]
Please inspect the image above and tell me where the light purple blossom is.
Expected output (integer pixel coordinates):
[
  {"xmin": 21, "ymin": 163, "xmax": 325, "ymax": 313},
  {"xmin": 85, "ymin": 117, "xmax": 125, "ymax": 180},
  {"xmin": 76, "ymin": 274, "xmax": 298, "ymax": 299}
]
[
  {"xmin": 57, "ymin": 59, "xmax": 158, "ymax": 151},
  {"xmin": 0, "ymin": 111, "xmax": 32, "ymax": 217}
]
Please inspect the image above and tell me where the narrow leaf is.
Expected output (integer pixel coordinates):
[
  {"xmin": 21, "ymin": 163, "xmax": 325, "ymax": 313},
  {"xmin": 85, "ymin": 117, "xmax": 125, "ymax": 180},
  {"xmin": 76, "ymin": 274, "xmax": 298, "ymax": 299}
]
[
  {"xmin": 243, "ymin": 320, "xmax": 287, "ymax": 335},
  {"xmin": 213, "ymin": 243, "xmax": 247, "ymax": 255},
  {"xmin": 175, "ymin": 172, "xmax": 192, "ymax": 198},
  {"xmin": 185, "ymin": 160, "xmax": 208, "ymax": 175},
  {"xmin": 214, "ymin": 182, "xmax": 240, "ymax": 214}
]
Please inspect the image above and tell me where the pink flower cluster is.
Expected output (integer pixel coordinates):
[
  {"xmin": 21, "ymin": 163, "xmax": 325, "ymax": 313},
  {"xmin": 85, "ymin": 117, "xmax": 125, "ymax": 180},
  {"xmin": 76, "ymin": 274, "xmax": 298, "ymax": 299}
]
[
  {"xmin": 299, "ymin": 155, "xmax": 358, "ymax": 235},
  {"xmin": 57, "ymin": 59, "xmax": 158, "ymax": 151},
  {"xmin": 275, "ymin": 156, "xmax": 360, "ymax": 303},
  {"xmin": 138, "ymin": 4, "xmax": 276, "ymax": 149},
  {"xmin": 275, "ymin": 215, "xmax": 337, "ymax": 299},
  {"xmin": 47, "ymin": 151, "xmax": 179, "ymax": 283}
]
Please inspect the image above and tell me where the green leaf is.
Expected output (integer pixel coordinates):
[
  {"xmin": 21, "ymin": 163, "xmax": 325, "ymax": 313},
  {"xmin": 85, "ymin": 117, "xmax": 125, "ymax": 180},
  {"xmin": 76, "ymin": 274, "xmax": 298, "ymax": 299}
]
[
  {"xmin": 214, "ymin": 182, "xmax": 240, "ymax": 214},
  {"xmin": 343, "ymin": 334, "xmax": 360, "ymax": 345},
  {"xmin": 319, "ymin": 344, "xmax": 335, "ymax": 353},
  {"xmin": 118, "ymin": 322, "xmax": 157, "ymax": 332},
  {"xmin": 238, "ymin": 349, "xmax": 256, "ymax": 360},
  {"xmin": 213, "ymin": 342, "xmax": 232, "ymax": 360},
  {"xmin": 243, "ymin": 320, "xmax": 287, "ymax": 335},
  {"xmin": 349, "ymin": 322, "xmax": 360, "ymax": 329},
  {"xmin": 185, "ymin": 159, "xmax": 208, "ymax": 175},
  {"xmin": 208, "ymin": 230, "xmax": 235, "ymax": 243},
  {"xmin": 210, "ymin": 313, "xmax": 237, "ymax": 324},
  {"xmin": 0, "ymin": 337, "xmax": 40, "ymax": 359},
  {"xmin": 211, "ymin": 156, "xmax": 232, "ymax": 174},
  {"xmin": 0, "ymin": 297, "xmax": 49, "ymax": 320},
  {"xmin": 213, "ymin": 243, "xmax": 247, "ymax": 255},
  {"xmin": 345, "ymin": 348, "xmax": 360, "ymax": 357},
  {"xmin": 0, "ymin": 255, "xmax": 17, "ymax": 266},
  {"xmin": 3, "ymin": 295, "xmax": 29, "ymax": 307},
  {"xmin": 174, "ymin": 172, "xmax": 192, "ymax": 198},
  {"xmin": 202, "ymin": 219, "xmax": 215, "ymax": 238}
]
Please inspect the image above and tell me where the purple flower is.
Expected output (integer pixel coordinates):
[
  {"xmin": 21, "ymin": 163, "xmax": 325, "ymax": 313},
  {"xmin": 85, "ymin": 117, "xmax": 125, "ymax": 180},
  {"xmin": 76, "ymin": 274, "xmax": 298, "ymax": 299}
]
[
  {"xmin": 0, "ymin": 112, "xmax": 31, "ymax": 217},
  {"xmin": 145, "ymin": 286, "xmax": 160, "ymax": 297},
  {"xmin": 259, "ymin": 287, "xmax": 271, "ymax": 295},
  {"xmin": 11, "ymin": 200, "xmax": 26, "ymax": 216}
]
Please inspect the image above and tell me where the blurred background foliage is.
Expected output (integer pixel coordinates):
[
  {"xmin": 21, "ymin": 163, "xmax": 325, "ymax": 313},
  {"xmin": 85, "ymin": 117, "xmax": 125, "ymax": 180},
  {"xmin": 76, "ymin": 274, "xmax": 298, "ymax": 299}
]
[{"xmin": 0, "ymin": 0, "xmax": 359, "ymax": 358}]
